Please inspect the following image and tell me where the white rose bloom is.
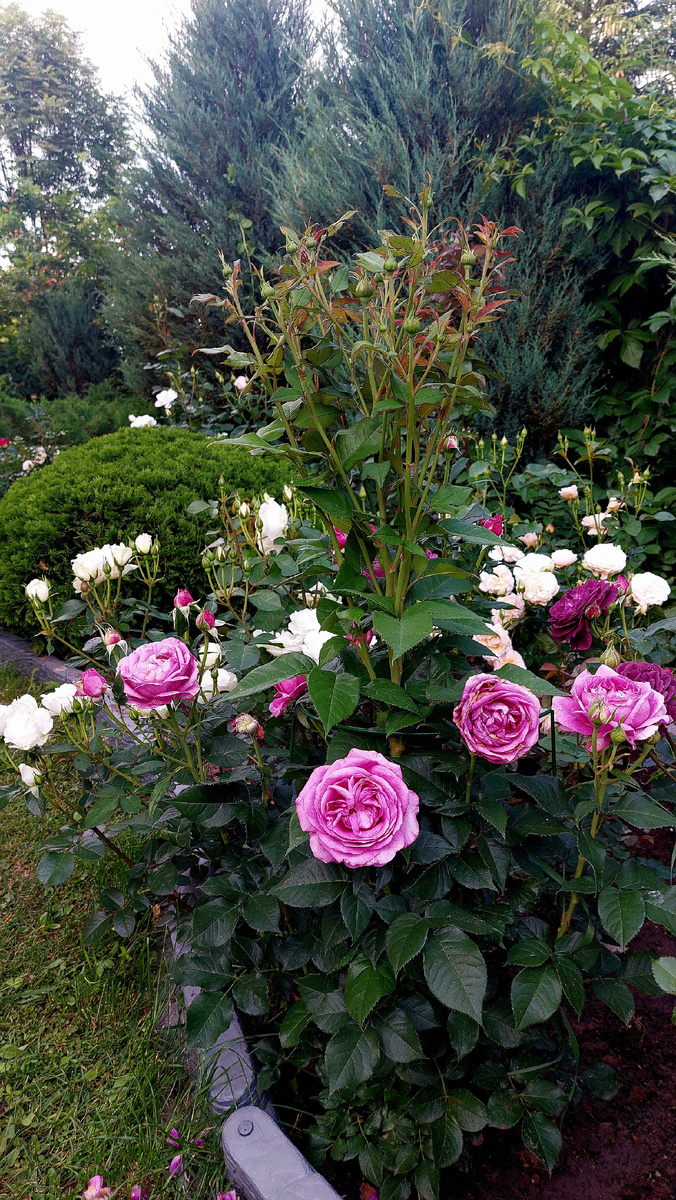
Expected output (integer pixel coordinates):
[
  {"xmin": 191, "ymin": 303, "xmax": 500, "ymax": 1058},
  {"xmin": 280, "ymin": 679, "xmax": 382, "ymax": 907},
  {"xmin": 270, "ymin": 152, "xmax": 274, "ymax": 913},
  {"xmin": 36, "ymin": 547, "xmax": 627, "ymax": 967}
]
[
  {"xmin": 135, "ymin": 533, "xmax": 153, "ymax": 554},
  {"xmin": 522, "ymin": 572, "xmax": 560, "ymax": 606},
  {"xmin": 110, "ymin": 543, "xmax": 134, "ymax": 569},
  {"xmin": 514, "ymin": 553, "xmax": 554, "ymax": 579},
  {"xmin": 154, "ymin": 388, "xmax": 178, "ymax": 409},
  {"xmin": 71, "ymin": 547, "xmax": 107, "ymax": 584},
  {"xmin": 606, "ymin": 496, "xmax": 623, "ymax": 512},
  {"xmin": 491, "ymin": 592, "xmax": 526, "ymax": 629},
  {"xmin": 494, "ymin": 647, "xmax": 527, "ymax": 670},
  {"xmin": 473, "ymin": 623, "xmax": 512, "ymax": 665},
  {"xmin": 41, "ymin": 682, "xmax": 78, "ymax": 717},
  {"xmin": 288, "ymin": 608, "xmax": 321, "ymax": 638},
  {"xmin": 256, "ymin": 628, "xmax": 306, "ymax": 657},
  {"xmin": 303, "ymin": 628, "xmax": 335, "ymax": 664},
  {"xmin": 4, "ymin": 706, "xmax": 53, "ymax": 750},
  {"xmin": 18, "ymin": 762, "xmax": 41, "ymax": 788},
  {"xmin": 559, "ymin": 485, "xmax": 579, "ymax": 501},
  {"xmin": 551, "ymin": 549, "xmax": 578, "ymax": 568},
  {"xmin": 257, "ymin": 499, "xmax": 289, "ymax": 555},
  {"xmin": 199, "ymin": 669, "xmax": 238, "ymax": 701},
  {"xmin": 22, "ymin": 459, "xmax": 34, "ymax": 472},
  {"xmin": 488, "ymin": 545, "xmax": 524, "ymax": 564},
  {"xmin": 25, "ymin": 578, "xmax": 50, "ymax": 603},
  {"xmin": 582, "ymin": 543, "xmax": 627, "ymax": 578},
  {"xmin": 128, "ymin": 414, "xmax": 157, "ymax": 428},
  {"xmin": 202, "ymin": 642, "xmax": 221, "ymax": 669},
  {"xmin": 479, "ymin": 564, "xmax": 513, "ymax": 596},
  {"xmin": 630, "ymin": 572, "xmax": 671, "ymax": 614},
  {"xmin": 34, "ymin": 446, "xmax": 47, "ymax": 465}
]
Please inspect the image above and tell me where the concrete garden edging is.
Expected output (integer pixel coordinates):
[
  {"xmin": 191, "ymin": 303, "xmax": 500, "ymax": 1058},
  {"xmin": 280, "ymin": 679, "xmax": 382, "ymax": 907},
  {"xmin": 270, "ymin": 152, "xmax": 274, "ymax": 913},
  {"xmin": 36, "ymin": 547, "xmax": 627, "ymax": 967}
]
[{"xmin": 0, "ymin": 629, "xmax": 342, "ymax": 1200}]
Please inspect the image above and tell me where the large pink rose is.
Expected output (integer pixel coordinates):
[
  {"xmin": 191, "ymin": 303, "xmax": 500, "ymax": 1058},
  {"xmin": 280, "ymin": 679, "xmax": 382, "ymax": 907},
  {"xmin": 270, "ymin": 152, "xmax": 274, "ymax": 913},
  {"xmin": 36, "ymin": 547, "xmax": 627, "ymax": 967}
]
[
  {"xmin": 116, "ymin": 637, "xmax": 200, "ymax": 709},
  {"xmin": 552, "ymin": 664, "xmax": 667, "ymax": 750},
  {"xmin": 295, "ymin": 748, "xmax": 419, "ymax": 868},
  {"xmin": 453, "ymin": 673, "xmax": 541, "ymax": 764}
]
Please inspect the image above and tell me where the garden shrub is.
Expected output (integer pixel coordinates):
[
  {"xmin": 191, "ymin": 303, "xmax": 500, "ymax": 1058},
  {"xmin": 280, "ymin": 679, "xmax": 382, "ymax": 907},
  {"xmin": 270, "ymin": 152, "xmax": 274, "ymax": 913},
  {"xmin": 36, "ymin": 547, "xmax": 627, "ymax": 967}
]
[
  {"xmin": 0, "ymin": 426, "xmax": 292, "ymax": 638},
  {"xmin": 0, "ymin": 381, "xmax": 153, "ymax": 444}
]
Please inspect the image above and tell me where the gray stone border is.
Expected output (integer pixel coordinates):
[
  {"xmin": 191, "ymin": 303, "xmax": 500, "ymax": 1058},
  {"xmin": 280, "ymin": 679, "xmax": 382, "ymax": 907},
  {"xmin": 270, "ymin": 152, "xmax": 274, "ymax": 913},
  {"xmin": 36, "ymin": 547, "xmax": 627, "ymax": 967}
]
[{"xmin": 2, "ymin": 629, "xmax": 342, "ymax": 1200}]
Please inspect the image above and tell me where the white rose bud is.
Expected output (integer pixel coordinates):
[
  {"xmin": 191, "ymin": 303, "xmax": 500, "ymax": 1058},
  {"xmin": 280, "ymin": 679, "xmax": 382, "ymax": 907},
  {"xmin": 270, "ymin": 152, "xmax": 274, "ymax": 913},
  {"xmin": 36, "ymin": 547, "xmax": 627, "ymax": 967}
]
[
  {"xmin": 203, "ymin": 642, "xmax": 221, "ymax": 669},
  {"xmin": 25, "ymin": 578, "xmax": 50, "ymax": 604},
  {"xmin": 239, "ymin": 501, "xmax": 250, "ymax": 518},
  {"xmin": 18, "ymin": 762, "xmax": 41, "ymax": 788},
  {"xmin": 283, "ymin": 484, "xmax": 294, "ymax": 503},
  {"xmin": 257, "ymin": 498, "xmax": 289, "ymax": 555},
  {"xmin": 606, "ymin": 496, "xmax": 622, "ymax": 512},
  {"xmin": 135, "ymin": 533, "xmax": 153, "ymax": 554},
  {"xmin": 630, "ymin": 571, "xmax": 671, "ymax": 614}
]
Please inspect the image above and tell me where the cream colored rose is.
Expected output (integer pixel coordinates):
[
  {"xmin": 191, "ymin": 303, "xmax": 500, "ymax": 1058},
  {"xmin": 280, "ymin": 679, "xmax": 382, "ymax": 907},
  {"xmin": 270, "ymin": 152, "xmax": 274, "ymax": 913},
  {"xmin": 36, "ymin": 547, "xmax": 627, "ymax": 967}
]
[
  {"xmin": 582, "ymin": 543, "xmax": 627, "ymax": 578},
  {"xmin": 629, "ymin": 571, "xmax": 671, "ymax": 614},
  {"xmin": 521, "ymin": 572, "xmax": 560, "ymax": 606}
]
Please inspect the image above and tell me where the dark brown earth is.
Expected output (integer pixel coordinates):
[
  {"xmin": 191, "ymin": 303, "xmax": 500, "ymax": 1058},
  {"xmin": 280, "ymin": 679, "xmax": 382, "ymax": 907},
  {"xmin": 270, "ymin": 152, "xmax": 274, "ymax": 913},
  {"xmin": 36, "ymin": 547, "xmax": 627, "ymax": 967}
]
[{"xmin": 324, "ymin": 829, "xmax": 676, "ymax": 1200}]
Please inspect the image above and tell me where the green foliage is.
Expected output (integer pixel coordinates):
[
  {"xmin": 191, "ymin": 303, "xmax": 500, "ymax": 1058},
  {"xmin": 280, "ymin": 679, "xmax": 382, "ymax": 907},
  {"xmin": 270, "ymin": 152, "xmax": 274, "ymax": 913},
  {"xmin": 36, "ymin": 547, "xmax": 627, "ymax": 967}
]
[
  {"xmin": 107, "ymin": 0, "xmax": 314, "ymax": 387},
  {"xmin": 0, "ymin": 382, "xmax": 153, "ymax": 444},
  {"xmin": 0, "ymin": 426, "xmax": 292, "ymax": 637}
]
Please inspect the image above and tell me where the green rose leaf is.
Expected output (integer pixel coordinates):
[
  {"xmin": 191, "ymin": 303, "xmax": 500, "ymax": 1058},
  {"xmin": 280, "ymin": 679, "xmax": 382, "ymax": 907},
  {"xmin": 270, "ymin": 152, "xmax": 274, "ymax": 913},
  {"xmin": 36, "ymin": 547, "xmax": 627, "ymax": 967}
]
[
  {"xmin": 36, "ymin": 851, "xmax": 74, "ymax": 887},
  {"xmin": 386, "ymin": 912, "xmax": 430, "ymax": 974},
  {"xmin": 522, "ymin": 1111, "xmax": 562, "ymax": 1173},
  {"xmin": 272, "ymin": 858, "xmax": 348, "ymax": 907},
  {"xmin": 344, "ymin": 956, "xmax": 395, "ymax": 1025},
  {"xmin": 185, "ymin": 991, "xmax": 234, "ymax": 1050},
  {"xmin": 511, "ymin": 966, "xmax": 562, "ymax": 1030},
  {"xmin": 324, "ymin": 1020, "xmax": 380, "ymax": 1094},
  {"xmin": 423, "ymin": 926, "xmax": 486, "ymax": 1024},
  {"xmin": 598, "ymin": 887, "xmax": 645, "ymax": 949},
  {"xmin": 373, "ymin": 608, "xmax": 433, "ymax": 660},
  {"xmin": 308, "ymin": 668, "xmax": 360, "ymax": 733}
]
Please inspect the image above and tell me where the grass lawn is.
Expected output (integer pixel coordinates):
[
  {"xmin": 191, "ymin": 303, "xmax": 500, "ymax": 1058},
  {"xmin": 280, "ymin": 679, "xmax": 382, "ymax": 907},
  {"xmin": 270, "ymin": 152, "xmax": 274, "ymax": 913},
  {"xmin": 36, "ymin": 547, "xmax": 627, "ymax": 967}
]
[{"xmin": 0, "ymin": 667, "xmax": 229, "ymax": 1199}]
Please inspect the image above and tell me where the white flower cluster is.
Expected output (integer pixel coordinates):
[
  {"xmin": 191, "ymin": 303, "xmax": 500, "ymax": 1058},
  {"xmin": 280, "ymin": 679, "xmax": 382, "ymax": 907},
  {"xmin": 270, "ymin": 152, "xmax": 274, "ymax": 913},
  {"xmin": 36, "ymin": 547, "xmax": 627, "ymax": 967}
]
[
  {"xmin": 259, "ymin": 607, "xmax": 334, "ymax": 664},
  {"xmin": 128, "ymin": 414, "xmax": 157, "ymax": 428},
  {"xmin": 481, "ymin": 553, "xmax": 565, "ymax": 607},
  {"xmin": 71, "ymin": 544, "xmax": 137, "ymax": 591}
]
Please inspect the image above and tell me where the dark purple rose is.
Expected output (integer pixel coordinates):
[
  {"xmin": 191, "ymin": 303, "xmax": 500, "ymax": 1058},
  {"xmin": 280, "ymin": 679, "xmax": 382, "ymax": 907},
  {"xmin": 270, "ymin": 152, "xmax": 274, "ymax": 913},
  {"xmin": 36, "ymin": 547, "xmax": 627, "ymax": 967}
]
[
  {"xmin": 548, "ymin": 578, "xmax": 618, "ymax": 651},
  {"xmin": 616, "ymin": 660, "xmax": 676, "ymax": 724}
]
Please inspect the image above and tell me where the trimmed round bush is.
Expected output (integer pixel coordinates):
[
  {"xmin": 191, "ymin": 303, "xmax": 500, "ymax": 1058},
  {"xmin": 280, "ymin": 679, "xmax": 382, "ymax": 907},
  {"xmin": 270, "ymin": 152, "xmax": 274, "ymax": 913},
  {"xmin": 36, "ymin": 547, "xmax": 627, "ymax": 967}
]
[{"xmin": 0, "ymin": 427, "xmax": 292, "ymax": 638}]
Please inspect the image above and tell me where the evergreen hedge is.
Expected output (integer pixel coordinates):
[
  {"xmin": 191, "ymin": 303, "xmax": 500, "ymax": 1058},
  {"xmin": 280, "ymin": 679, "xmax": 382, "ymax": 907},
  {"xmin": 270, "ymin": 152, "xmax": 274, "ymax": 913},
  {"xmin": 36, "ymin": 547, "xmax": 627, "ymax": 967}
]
[{"xmin": 0, "ymin": 427, "xmax": 292, "ymax": 638}]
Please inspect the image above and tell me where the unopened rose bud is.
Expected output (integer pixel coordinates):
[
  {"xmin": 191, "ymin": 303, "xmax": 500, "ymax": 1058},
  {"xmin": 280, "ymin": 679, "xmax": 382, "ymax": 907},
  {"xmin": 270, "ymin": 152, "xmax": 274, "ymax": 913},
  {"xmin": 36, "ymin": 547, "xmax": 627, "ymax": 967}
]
[
  {"xmin": 234, "ymin": 376, "xmax": 247, "ymax": 392},
  {"xmin": 519, "ymin": 531, "xmax": 539, "ymax": 548},
  {"xmin": 500, "ymin": 436, "xmax": 508, "ymax": 447},
  {"xmin": 283, "ymin": 484, "xmax": 294, "ymax": 503},
  {"xmin": 229, "ymin": 713, "xmax": 264, "ymax": 742},
  {"xmin": 239, "ymin": 501, "xmax": 250, "ymax": 518},
  {"xmin": 445, "ymin": 436, "xmax": 459, "ymax": 451},
  {"xmin": 135, "ymin": 533, "xmax": 153, "ymax": 554},
  {"xmin": 383, "ymin": 254, "xmax": 397, "ymax": 272},
  {"xmin": 260, "ymin": 280, "xmax": 275, "ymax": 299},
  {"xmin": 19, "ymin": 762, "xmax": 41, "ymax": 789},
  {"xmin": 610, "ymin": 725, "xmax": 626, "ymax": 745},
  {"xmin": 356, "ymin": 276, "xmax": 375, "ymax": 300},
  {"xmin": 25, "ymin": 578, "xmax": 50, "ymax": 604},
  {"xmin": 600, "ymin": 645, "xmax": 621, "ymax": 668},
  {"xmin": 103, "ymin": 627, "xmax": 122, "ymax": 648},
  {"xmin": 588, "ymin": 699, "xmax": 611, "ymax": 724},
  {"xmin": 403, "ymin": 314, "xmax": 421, "ymax": 335},
  {"xmin": 196, "ymin": 609, "xmax": 215, "ymax": 631},
  {"xmin": 202, "ymin": 549, "xmax": 215, "ymax": 567},
  {"xmin": 460, "ymin": 249, "xmax": 476, "ymax": 266},
  {"xmin": 214, "ymin": 544, "xmax": 227, "ymax": 562},
  {"xmin": 174, "ymin": 589, "xmax": 194, "ymax": 610},
  {"xmin": 559, "ymin": 485, "xmax": 578, "ymax": 501},
  {"xmin": 546, "ymin": 523, "xmax": 555, "ymax": 534}
]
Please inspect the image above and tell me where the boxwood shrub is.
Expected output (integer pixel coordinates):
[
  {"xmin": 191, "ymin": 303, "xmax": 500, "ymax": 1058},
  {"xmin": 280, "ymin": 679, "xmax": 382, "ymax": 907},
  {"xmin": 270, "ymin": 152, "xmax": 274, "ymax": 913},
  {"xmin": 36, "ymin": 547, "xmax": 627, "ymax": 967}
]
[{"xmin": 0, "ymin": 427, "xmax": 292, "ymax": 638}]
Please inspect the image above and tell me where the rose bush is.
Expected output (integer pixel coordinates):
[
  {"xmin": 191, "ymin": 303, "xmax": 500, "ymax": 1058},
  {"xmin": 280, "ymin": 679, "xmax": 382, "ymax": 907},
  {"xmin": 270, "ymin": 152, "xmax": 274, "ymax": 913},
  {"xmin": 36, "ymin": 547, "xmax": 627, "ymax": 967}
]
[{"xmin": 3, "ymin": 190, "xmax": 676, "ymax": 1200}]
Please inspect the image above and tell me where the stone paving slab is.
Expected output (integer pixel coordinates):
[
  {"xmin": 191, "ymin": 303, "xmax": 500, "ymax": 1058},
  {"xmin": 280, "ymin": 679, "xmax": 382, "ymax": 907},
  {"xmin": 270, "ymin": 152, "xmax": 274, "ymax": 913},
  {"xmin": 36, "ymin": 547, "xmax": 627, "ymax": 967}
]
[{"xmin": 0, "ymin": 625, "xmax": 80, "ymax": 684}]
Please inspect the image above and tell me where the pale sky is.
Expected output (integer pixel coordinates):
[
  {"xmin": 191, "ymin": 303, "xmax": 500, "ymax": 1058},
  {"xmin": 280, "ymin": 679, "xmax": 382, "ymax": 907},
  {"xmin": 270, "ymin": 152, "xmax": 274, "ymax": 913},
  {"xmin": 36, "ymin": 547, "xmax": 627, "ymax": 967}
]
[{"xmin": 16, "ymin": 0, "xmax": 193, "ymax": 97}]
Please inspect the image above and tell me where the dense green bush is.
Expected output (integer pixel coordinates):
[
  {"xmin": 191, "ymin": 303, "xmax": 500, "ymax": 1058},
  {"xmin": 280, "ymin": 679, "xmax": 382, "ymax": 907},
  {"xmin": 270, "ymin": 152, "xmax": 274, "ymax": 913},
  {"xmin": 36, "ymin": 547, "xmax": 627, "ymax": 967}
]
[
  {"xmin": 0, "ymin": 380, "xmax": 153, "ymax": 444},
  {"xmin": 0, "ymin": 426, "xmax": 292, "ymax": 637}
]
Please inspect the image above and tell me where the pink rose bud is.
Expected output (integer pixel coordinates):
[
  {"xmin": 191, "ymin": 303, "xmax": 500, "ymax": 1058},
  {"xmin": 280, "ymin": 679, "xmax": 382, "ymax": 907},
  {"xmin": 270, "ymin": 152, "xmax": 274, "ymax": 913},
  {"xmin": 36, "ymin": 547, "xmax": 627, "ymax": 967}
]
[
  {"xmin": 0, "ymin": 437, "xmax": 9, "ymax": 449},
  {"xmin": 479, "ymin": 515, "xmax": 503, "ymax": 537},
  {"xmin": 196, "ymin": 609, "xmax": 215, "ymax": 630},
  {"xmin": 445, "ymin": 436, "xmax": 458, "ymax": 451},
  {"xmin": 270, "ymin": 675, "xmax": 307, "ymax": 717},
  {"xmin": 346, "ymin": 627, "xmax": 374, "ymax": 648},
  {"xmin": 174, "ymin": 589, "xmax": 194, "ymax": 609},
  {"xmin": 615, "ymin": 575, "xmax": 630, "ymax": 595},
  {"xmin": 234, "ymin": 376, "xmax": 247, "ymax": 391},
  {"xmin": 296, "ymin": 749, "xmax": 419, "ymax": 868},
  {"xmin": 103, "ymin": 627, "xmax": 121, "ymax": 647},
  {"xmin": 519, "ymin": 531, "xmax": 539, "ymax": 547},
  {"xmin": 332, "ymin": 526, "xmax": 348, "ymax": 551},
  {"xmin": 78, "ymin": 668, "xmax": 108, "ymax": 698}
]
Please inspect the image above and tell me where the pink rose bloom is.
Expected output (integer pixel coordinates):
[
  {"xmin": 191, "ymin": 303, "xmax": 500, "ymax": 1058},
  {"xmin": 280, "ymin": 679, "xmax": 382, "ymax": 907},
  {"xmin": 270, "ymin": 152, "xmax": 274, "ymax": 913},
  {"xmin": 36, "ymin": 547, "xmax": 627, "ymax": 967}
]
[
  {"xmin": 520, "ymin": 531, "xmax": 539, "ymax": 548},
  {"xmin": 196, "ymin": 609, "xmax": 215, "ymax": 630},
  {"xmin": 234, "ymin": 375, "xmax": 247, "ymax": 391},
  {"xmin": 453, "ymin": 673, "xmax": 541, "ymax": 764},
  {"xmin": 117, "ymin": 637, "xmax": 200, "ymax": 708},
  {"xmin": 130, "ymin": 1188, "xmax": 147, "ymax": 1200},
  {"xmin": 295, "ymin": 748, "xmax": 419, "ymax": 868},
  {"xmin": 78, "ymin": 668, "xmax": 108, "ymax": 698},
  {"xmin": 82, "ymin": 1179, "xmax": 111, "ymax": 1200},
  {"xmin": 552, "ymin": 665, "xmax": 667, "ymax": 751},
  {"xmin": 479, "ymin": 514, "xmax": 503, "ymax": 537},
  {"xmin": 270, "ymin": 675, "xmax": 307, "ymax": 717},
  {"xmin": 0, "ymin": 436, "xmax": 9, "ymax": 449}
]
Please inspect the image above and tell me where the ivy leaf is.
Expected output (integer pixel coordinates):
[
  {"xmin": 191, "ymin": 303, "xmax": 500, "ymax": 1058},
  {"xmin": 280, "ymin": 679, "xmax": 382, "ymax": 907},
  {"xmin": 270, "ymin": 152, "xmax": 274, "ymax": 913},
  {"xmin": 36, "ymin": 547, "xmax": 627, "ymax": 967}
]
[
  {"xmin": 324, "ymin": 1021, "xmax": 380, "ymax": 1094},
  {"xmin": 185, "ymin": 991, "xmax": 234, "ymax": 1049},
  {"xmin": 344, "ymin": 956, "xmax": 395, "ymax": 1025},
  {"xmin": 373, "ymin": 608, "xmax": 433, "ymax": 660},
  {"xmin": 598, "ymin": 887, "xmax": 645, "ymax": 950},
  {"xmin": 511, "ymin": 966, "xmax": 562, "ymax": 1030},
  {"xmin": 423, "ymin": 927, "xmax": 487, "ymax": 1024},
  {"xmin": 308, "ymin": 668, "xmax": 360, "ymax": 733},
  {"xmin": 386, "ymin": 912, "xmax": 430, "ymax": 974}
]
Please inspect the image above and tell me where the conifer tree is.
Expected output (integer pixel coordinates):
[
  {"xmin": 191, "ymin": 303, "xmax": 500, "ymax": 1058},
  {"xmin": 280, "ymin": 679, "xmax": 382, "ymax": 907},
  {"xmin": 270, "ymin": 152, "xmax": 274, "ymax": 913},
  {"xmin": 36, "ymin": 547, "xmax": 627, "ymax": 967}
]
[{"xmin": 108, "ymin": 0, "xmax": 314, "ymax": 386}]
